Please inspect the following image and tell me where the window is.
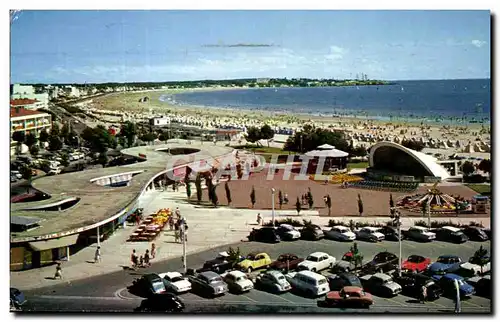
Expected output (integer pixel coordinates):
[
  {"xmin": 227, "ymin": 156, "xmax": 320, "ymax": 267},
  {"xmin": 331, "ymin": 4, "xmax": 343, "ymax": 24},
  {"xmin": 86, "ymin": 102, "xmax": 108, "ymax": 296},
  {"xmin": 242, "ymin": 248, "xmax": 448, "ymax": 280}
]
[
  {"xmin": 210, "ymin": 277, "xmax": 223, "ymax": 284},
  {"xmin": 318, "ymin": 279, "xmax": 327, "ymax": 285},
  {"xmin": 307, "ymin": 255, "xmax": 319, "ymax": 262},
  {"xmin": 152, "ymin": 281, "xmax": 165, "ymax": 293}
]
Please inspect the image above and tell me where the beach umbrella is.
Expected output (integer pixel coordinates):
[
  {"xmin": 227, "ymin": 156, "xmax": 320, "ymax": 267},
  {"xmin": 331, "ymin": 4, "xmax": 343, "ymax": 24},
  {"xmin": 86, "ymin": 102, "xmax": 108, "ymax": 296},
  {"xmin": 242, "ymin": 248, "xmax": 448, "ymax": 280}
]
[{"xmin": 317, "ymin": 144, "xmax": 336, "ymax": 150}]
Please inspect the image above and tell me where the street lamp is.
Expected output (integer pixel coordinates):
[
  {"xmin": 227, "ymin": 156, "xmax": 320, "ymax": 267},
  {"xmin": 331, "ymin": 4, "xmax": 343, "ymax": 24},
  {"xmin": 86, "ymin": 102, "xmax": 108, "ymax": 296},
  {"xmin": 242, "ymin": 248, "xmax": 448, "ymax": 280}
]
[
  {"xmin": 390, "ymin": 207, "xmax": 402, "ymax": 277},
  {"xmin": 180, "ymin": 217, "xmax": 187, "ymax": 274},
  {"xmin": 271, "ymin": 188, "xmax": 276, "ymax": 227}
]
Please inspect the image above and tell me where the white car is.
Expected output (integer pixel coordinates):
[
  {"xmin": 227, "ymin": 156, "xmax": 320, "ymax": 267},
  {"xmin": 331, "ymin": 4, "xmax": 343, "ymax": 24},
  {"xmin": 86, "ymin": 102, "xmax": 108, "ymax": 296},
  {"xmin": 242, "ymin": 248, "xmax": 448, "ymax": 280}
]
[
  {"xmin": 285, "ymin": 270, "xmax": 330, "ymax": 297},
  {"xmin": 324, "ymin": 225, "xmax": 356, "ymax": 241},
  {"xmin": 355, "ymin": 227, "xmax": 385, "ymax": 242},
  {"xmin": 406, "ymin": 226, "xmax": 436, "ymax": 242},
  {"xmin": 222, "ymin": 270, "xmax": 254, "ymax": 293},
  {"xmin": 11, "ymin": 171, "xmax": 22, "ymax": 179},
  {"xmin": 459, "ymin": 262, "xmax": 491, "ymax": 276},
  {"xmin": 276, "ymin": 224, "xmax": 301, "ymax": 240},
  {"xmin": 297, "ymin": 252, "xmax": 336, "ymax": 272},
  {"xmin": 158, "ymin": 272, "xmax": 192, "ymax": 293}
]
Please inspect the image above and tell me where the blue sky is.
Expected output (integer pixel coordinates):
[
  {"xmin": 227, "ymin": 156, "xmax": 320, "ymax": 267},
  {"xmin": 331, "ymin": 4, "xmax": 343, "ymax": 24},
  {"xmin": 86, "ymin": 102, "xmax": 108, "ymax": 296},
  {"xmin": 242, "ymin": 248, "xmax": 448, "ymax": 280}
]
[{"xmin": 10, "ymin": 10, "xmax": 491, "ymax": 83}]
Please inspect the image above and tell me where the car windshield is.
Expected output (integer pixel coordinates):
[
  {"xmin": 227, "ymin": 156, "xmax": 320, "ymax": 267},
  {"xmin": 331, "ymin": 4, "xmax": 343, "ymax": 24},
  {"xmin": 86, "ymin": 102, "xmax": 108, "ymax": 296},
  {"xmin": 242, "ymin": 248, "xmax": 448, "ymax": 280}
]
[
  {"xmin": 456, "ymin": 279, "xmax": 465, "ymax": 286},
  {"xmin": 339, "ymin": 228, "xmax": 348, "ymax": 233},
  {"xmin": 306, "ymin": 256, "xmax": 319, "ymax": 261},
  {"xmin": 236, "ymin": 276, "xmax": 246, "ymax": 282},
  {"xmin": 246, "ymin": 255, "xmax": 256, "ymax": 260},
  {"xmin": 439, "ymin": 257, "xmax": 457, "ymax": 264},
  {"xmin": 210, "ymin": 277, "xmax": 223, "ymax": 284},
  {"xmin": 318, "ymin": 279, "xmax": 327, "ymax": 285},
  {"xmin": 452, "ymin": 232, "xmax": 462, "ymax": 236},
  {"xmin": 171, "ymin": 276, "xmax": 184, "ymax": 283},
  {"xmin": 152, "ymin": 281, "xmax": 165, "ymax": 292},
  {"xmin": 277, "ymin": 275, "xmax": 285, "ymax": 280},
  {"xmin": 409, "ymin": 256, "xmax": 423, "ymax": 263}
]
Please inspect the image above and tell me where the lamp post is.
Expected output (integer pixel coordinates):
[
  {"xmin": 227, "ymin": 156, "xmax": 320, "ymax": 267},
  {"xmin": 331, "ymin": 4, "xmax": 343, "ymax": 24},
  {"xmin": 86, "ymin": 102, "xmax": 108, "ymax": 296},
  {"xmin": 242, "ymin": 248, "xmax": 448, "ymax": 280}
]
[
  {"xmin": 180, "ymin": 217, "xmax": 187, "ymax": 274},
  {"xmin": 271, "ymin": 188, "xmax": 276, "ymax": 227},
  {"xmin": 391, "ymin": 207, "xmax": 402, "ymax": 277}
]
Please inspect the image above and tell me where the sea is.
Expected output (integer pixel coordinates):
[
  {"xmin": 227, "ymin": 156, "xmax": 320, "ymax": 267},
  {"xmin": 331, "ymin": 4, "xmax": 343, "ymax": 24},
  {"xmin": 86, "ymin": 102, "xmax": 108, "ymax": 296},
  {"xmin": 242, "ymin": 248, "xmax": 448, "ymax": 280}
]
[{"xmin": 160, "ymin": 79, "xmax": 491, "ymax": 125}]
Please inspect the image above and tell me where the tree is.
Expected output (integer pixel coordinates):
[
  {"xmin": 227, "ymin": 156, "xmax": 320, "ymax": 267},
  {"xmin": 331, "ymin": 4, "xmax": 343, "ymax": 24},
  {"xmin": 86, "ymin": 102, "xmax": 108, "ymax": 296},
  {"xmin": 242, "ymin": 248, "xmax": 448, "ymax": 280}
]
[
  {"xmin": 401, "ymin": 139, "xmax": 425, "ymax": 152},
  {"xmin": 140, "ymin": 132, "xmax": 157, "ymax": 144},
  {"xmin": 186, "ymin": 181, "xmax": 192, "ymax": 199},
  {"xmin": 195, "ymin": 174, "xmax": 203, "ymax": 204},
  {"xmin": 283, "ymin": 125, "xmax": 350, "ymax": 153},
  {"xmin": 120, "ymin": 121, "xmax": 137, "ymax": 147},
  {"xmin": 97, "ymin": 152, "xmax": 108, "ymax": 168},
  {"xmin": 357, "ymin": 193, "xmax": 364, "ymax": 216},
  {"xmin": 469, "ymin": 246, "xmax": 489, "ymax": 274},
  {"xmin": 227, "ymin": 246, "xmax": 242, "ymax": 267},
  {"xmin": 325, "ymin": 194, "xmax": 332, "ymax": 216},
  {"xmin": 260, "ymin": 124, "xmax": 275, "ymax": 147},
  {"xmin": 48, "ymin": 135, "xmax": 63, "ymax": 151},
  {"xmin": 158, "ymin": 132, "xmax": 170, "ymax": 142},
  {"xmin": 12, "ymin": 131, "xmax": 25, "ymax": 145},
  {"xmin": 461, "ymin": 161, "xmax": 475, "ymax": 176},
  {"xmin": 421, "ymin": 201, "xmax": 428, "ymax": 220},
  {"xmin": 225, "ymin": 181, "xmax": 232, "ymax": 205},
  {"xmin": 29, "ymin": 145, "xmax": 39, "ymax": 156},
  {"xmin": 478, "ymin": 159, "xmax": 491, "ymax": 176},
  {"xmin": 250, "ymin": 186, "xmax": 256, "ymax": 208},
  {"xmin": 39, "ymin": 130, "xmax": 49, "ymax": 143},
  {"xmin": 278, "ymin": 190, "xmax": 283, "ymax": 209},
  {"xmin": 295, "ymin": 197, "xmax": 302, "ymax": 215},
  {"xmin": 60, "ymin": 123, "xmax": 70, "ymax": 141},
  {"xmin": 67, "ymin": 131, "xmax": 80, "ymax": 147},
  {"xmin": 50, "ymin": 124, "xmax": 60, "ymax": 137},
  {"xmin": 352, "ymin": 146, "xmax": 368, "ymax": 157},
  {"xmin": 245, "ymin": 126, "xmax": 261, "ymax": 144},
  {"xmin": 25, "ymin": 133, "xmax": 37, "ymax": 148},
  {"xmin": 350, "ymin": 242, "xmax": 364, "ymax": 270},
  {"xmin": 60, "ymin": 153, "xmax": 70, "ymax": 167},
  {"xmin": 20, "ymin": 165, "xmax": 33, "ymax": 192},
  {"xmin": 307, "ymin": 188, "xmax": 314, "ymax": 209}
]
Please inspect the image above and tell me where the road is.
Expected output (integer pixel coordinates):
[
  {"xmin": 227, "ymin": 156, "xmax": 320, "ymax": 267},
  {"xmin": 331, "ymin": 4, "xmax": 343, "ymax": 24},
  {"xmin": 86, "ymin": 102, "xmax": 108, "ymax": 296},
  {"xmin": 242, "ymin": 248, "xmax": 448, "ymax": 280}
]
[{"xmin": 18, "ymin": 238, "xmax": 491, "ymax": 314}]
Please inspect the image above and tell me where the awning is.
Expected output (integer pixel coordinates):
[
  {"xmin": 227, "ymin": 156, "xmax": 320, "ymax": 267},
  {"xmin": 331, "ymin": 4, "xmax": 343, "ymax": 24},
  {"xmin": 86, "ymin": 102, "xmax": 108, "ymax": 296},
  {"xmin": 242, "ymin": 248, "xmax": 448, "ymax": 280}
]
[{"xmin": 29, "ymin": 234, "xmax": 79, "ymax": 251}]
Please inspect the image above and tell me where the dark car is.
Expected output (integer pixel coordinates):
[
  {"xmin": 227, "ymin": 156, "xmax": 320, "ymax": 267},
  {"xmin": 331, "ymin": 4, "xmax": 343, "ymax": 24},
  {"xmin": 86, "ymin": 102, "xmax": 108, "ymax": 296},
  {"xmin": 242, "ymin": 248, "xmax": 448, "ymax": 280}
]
[
  {"xmin": 248, "ymin": 227, "xmax": 281, "ymax": 243},
  {"xmin": 434, "ymin": 226, "xmax": 469, "ymax": 243},
  {"xmin": 327, "ymin": 272, "xmax": 363, "ymax": 291},
  {"xmin": 462, "ymin": 226, "xmax": 489, "ymax": 241},
  {"xmin": 300, "ymin": 224, "xmax": 324, "ymax": 241},
  {"xmin": 135, "ymin": 293, "xmax": 185, "ymax": 312},
  {"xmin": 187, "ymin": 271, "xmax": 229, "ymax": 297},
  {"xmin": 393, "ymin": 272, "xmax": 442, "ymax": 301},
  {"xmin": 361, "ymin": 252, "xmax": 398, "ymax": 275},
  {"xmin": 426, "ymin": 255, "xmax": 462, "ymax": 276},
  {"xmin": 360, "ymin": 273, "xmax": 402, "ymax": 297},
  {"xmin": 433, "ymin": 273, "xmax": 475, "ymax": 298},
  {"xmin": 466, "ymin": 275, "xmax": 491, "ymax": 298},
  {"xmin": 128, "ymin": 273, "xmax": 167, "ymax": 297},
  {"xmin": 378, "ymin": 226, "xmax": 401, "ymax": 242},
  {"xmin": 200, "ymin": 253, "xmax": 241, "ymax": 274},
  {"xmin": 10, "ymin": 288, "xmax": 26, "ymax": 310},
  {"xmin": 270, "ymin": 253, "xmax": 304, "ymax": 272},
  {"xmin": 483, "ymin": 229, "xmax": 491, "ymax": 239}
]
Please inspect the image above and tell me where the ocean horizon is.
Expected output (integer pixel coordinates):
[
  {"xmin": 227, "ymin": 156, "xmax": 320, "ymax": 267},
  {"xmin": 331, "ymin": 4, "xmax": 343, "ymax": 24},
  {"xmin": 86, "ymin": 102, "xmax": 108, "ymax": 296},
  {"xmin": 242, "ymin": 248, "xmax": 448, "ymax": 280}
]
[{"xmin": 161, "ymin": 79, "xmax": 490, "ymax": 125}]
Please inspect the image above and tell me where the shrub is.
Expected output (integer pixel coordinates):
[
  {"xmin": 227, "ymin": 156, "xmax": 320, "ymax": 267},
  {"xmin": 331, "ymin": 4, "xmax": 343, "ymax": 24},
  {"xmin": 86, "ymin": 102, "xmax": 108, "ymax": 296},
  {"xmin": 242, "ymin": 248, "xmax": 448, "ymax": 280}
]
[
  {"xmin": 414, "ymin": 220, "xmax": 428, "ymax": 227},
  {"xmin": 263, "ymin": 218, "xmax": 303, "ymax": 227},
  {"xmin": 468, "ymin": 221, "xmax": 484, "ymax": 228}
]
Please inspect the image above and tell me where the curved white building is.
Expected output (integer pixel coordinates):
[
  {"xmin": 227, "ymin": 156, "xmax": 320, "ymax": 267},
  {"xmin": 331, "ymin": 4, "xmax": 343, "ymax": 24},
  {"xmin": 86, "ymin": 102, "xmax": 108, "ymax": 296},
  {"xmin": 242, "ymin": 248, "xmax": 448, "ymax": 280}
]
[{"xmin": 369, "ymin": 141, "xmax": 450, "ymax": 181}]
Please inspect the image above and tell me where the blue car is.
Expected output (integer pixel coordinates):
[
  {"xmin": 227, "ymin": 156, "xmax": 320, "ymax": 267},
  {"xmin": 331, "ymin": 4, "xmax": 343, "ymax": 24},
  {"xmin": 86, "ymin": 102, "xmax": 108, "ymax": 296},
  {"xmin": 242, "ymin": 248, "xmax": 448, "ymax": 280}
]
[
  {"xmin": 427, "ymin": 255, "xmax": 462, "ymax": 275},
  {"xmin": 10, "ymin": 288, "xmax": 26, "ymax": 310},
  {"xmin": 432, "ymin": 274, "xmax": 475, "ymax": 298}
]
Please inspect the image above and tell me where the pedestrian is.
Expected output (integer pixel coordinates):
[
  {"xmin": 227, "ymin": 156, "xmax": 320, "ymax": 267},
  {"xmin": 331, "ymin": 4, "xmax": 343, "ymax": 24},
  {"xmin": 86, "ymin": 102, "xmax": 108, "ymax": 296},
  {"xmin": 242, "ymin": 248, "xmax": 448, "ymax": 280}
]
[
  {"xmin": 54, "ymin": 263, "xmax": 62, "ymax": 279},
  {"xmin": 131, "ymin": 249, "xmax": 138, "ymax": 269},
  {"xmin": 135, "ymin": 214, "xmax": 140, "ymax": 226},
  {"xmin": 139, "ymin": 255, "xmax": 144, "ymax": 268},
  {"xmin": 94, "ymin": 246, "xmax": 101, "ymax": 263},
  {"xmin": 420, "ymin": 285, "xmax": 427, "ymax": 304},
  {"xmin": 174, "ymin": 229, "xmax": 180, "ymax": 243},
  {"xmin": 284, "ymin": 193, "xmax": 289, "ymax": 204},
  {"xmin": 175, "ymin": 207, "xmax": 181, "ymax": 219},
  {"xmin": 324, "ymin": 177, "xmax": 328, "ymax": 185},
  {"xmin": 151, "ymin": 243, "xmax": 156, "ymax": 259},
  {"xmin": 256, "ymin": 213, "xmax": 262, "ymax": 225},
  {"xmin": 144, "ymin": 250, "xmax": 151, "ymax": 267},
  {"xmin": 168, "ymin": 216, "xmax": 174, "ymax": 231}
]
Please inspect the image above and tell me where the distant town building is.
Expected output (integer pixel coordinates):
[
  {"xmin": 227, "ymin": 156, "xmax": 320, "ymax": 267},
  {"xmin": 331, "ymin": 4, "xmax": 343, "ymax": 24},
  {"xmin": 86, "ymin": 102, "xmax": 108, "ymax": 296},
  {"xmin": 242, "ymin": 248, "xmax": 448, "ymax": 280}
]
[
  {"xmin": 10, "ymin": 107, "xmax": 52, "ymax": 142},
  {"xmin": 149, "ymin": 116, "xmax": 171, "ymax": 127},
  {"xmin": 11, "ymin": 84, "xmax": 49, "ymax": 109},
  {"xmin": 256, "ymin": 78, "xmax": 270, "ymax": 84}
]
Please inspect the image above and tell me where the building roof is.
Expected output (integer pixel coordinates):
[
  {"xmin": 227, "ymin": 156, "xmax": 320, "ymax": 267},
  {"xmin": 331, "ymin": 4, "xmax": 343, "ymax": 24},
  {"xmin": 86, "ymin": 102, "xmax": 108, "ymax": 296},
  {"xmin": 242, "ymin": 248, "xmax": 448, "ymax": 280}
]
[
  {"xmin": 10, "ymin": 98, "xmax": 40, "ymax": 106},
  {"xmin": 304, "ymin": 149, "xmax": 349, "ymax": 158},
  {"xmin": 10, "ymin": 108, "xmax": 48, "ymax": 118},
  {"xmin": 317, "ymin": 144, "xmax": 336, "ymax": 150}
]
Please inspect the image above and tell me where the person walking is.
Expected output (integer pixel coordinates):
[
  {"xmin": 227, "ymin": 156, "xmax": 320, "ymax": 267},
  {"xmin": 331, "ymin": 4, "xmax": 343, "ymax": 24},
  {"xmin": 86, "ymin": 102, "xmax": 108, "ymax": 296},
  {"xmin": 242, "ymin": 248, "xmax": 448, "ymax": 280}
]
[
  {"xmin": 175, "ymin": 207, "xmax": 181, "ymax": 220},
  {"xmin": 168, "ymin": 216, "xmax": 174, "ymax": 231},
  {"xmin": 54, "ymin": 263, "xmax": 63, "ymax": 279},
  {"xmin": 256, "ymin": 213, "xmax": 262, "ymax": 225},
  {"xmin": 284, "ymin": 193, "xmax": 289, "ymax": 204},
  {"xmin": 144, "ymin": 250, "xmax": 151, "ymax": 267},
  {"xmin": 131, "ymin": 249, "xmax": 138, "ymax": 269},
  {"xmin": 151, "ymin": 243, "xmax": 156, "ymax": 259},
  {"xmin": 139, "ymin": 255, "xmax": 144, "ymax": 268},
  {"xmin": 174, "ymin": 229, "xmax": 180, "ymax": 243},
  {"xmin": 420, "ymin": 284, "xmax": 427, "ymax": 304},
  {"xmin": 94, "ymin": 246, "xmax": 101, "ymax": 263}
]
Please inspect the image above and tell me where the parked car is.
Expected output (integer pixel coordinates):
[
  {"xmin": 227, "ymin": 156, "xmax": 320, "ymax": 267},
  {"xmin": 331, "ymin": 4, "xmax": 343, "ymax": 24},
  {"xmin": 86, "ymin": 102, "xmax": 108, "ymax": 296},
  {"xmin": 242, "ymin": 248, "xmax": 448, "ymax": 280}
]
[
  {"xmin": 135, "ymin": 293, "xmax": 185, "ymax": 312},
  {"xmin": 466, "ymin": 275, "xmax": 491, "ymax": 298},
  {"xmin": 392, "ymin": 272, "xmax": 442, "ymax": 301},
  {"xmin": 222, "ymin": 270, "xmax": 254, "ymax": 293},
  {"xmin": 324, "ymin": 286, "xmax": 373, "ymax": 308},
  {"xmin": 128, "ymin": 273, "xmax": 167, "ymax": 297},
  {"xmin": 300, "ymin": 224, "xmax": 324, "ymax": 240},
  {"xmin": 11, "ymin": 170, "xmax": 22, "ymax": 179},
  {"xmin": 360, "ymin": 273, "xmax": 402, "ymax": 297},
  {"xmin": 187, "ymin": 271, "xmax": 228, "ymax": 297},
  {"xmin": 483, "ymin": 228, "xmax": 491, "ymax": 239},
  {"xmin": 10, "ymin": 175, "xmax": 18, "ymax": 183},
  {"xmin": 434, "ymin": 226, "xmax": 469, "ymax": 243},
  {"xmin": 10, "ymin": 288, "xmax": 26, "ymax": 311},
  {"xmin": 199, "ymin": 251, "xmax": 244, "ymax": 274},
  {"xmin": 237, "ymin": 252, "xmax": 272, "ymax": 273},
  {"xmin": 297, "ymin": 252, "xmax": 336, "ymax": 272},
  {"xmin": 401, "ymin": 255, "xmax": 432, "ymax": 273},
  {"xmin": 361, "ymin": 252, "xmax": 398, "ymax": 275},
  {"xmin": 269, "ymin": 253, "xmax": 304, "ymax": 272},
  {"xmin": 158, "ymin": 272, "xmax": 192, "ymax": 294},
  {"xmin": 462, "ymin": 226, "xmax": 489, "ymax": 241},
  {"xmin": 456, "ymin": 261, "xmax": 491, "ymax": 278},
  {"xmin": 324, "ymin": 225, "xmax": 356, "ymax": 241},
  {"xmin": 327, "ymin": 272, "xmax": 363, "ymax": 291},
  {"xmin": 354, "ymin": 227, "xmax": 385, "ymax": 242},
  {"xmin": 285, "ymin": 270, "xmax": 330, "ymax": 297},
  {"xmin": 378, "ymin": 225, "xmax": 402, "ymax": 241},
  {"xmin": 405, "ymin": 226, "xmax": 436, "ymax": 242},
  {"xmin": 248, "ymin": 227, "xmax": 281, "ymax": 243},
  {"xmin": 330, "ymin": 252, "xmax": 365, "ymax": 274},
  {"xmin": 426, "ymin": 255, "xmax": 463, "ymax": 275},
  {"xmin": 276, "ymin": 224, "xmax": 301, "ymax": 240},
  {"xmin": 254, "ymin": 270, "xmax": 291, "ymax": 294},
  {"xmin": 432, "ymin": 273, "xmax": 475, "ymax": 298}
]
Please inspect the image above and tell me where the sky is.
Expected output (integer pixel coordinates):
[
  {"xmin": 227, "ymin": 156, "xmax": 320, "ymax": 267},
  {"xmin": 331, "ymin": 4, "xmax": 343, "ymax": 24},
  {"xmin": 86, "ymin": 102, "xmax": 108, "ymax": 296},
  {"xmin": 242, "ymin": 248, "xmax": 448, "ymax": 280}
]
[{"xmin": 10, "ymin": 10, "xmax": 491, "ymax": 84}]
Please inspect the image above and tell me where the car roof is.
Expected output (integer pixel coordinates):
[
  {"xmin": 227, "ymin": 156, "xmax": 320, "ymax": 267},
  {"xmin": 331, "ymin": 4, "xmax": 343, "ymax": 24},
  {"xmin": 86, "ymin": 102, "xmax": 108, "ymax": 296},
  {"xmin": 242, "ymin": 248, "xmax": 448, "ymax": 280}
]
[
  {"xmin": 412, "ymin": 226, "xmax": 428, "ymax": 230},
  {"xmin": 442, "ymin": 226, "xmax": 461, "ymax": 232},
  {"xmin": 143, "ymin": 273, "xmax": 162, "ymax": 282},
  {"xmin": 228, "ymin": 270, "xmax": 246, "ymax": 278},
  {"xmin": 333, "ymin": 225, "xmax": 349, "ymax": 230},
  {"xmin": 444, "ymin": 273, "xmax": 464, "ymax": 280},
  {"xmin": 343, "ymin": 286, "xmax": 363, "ymax": 293},
  {"xmin": 163, "ymin": 272, "xmax": 183, "ymax": 279},
  {"xmin": 363, "ymin": 227, "xmax": 379, "ymax": 231},
  {"xmin": 279, "ymin": 224, "xmax": 294, "ymax": 229},
  {"xmin": 372, "ymin": 273, "xmax": 391, "ymax": 279},
  {"xmin": 308, "ymin": 252, "xmax": 328, "ymax": 257},
  {"xmin": 265, "ymin": 270, "xmax": 283, "ymax": 277},
  {"xmin": 199, "ymin": 271, "xmax": 220, "ymax": 279},
  {"xmin": 438, "ymin": 255, "xmax": 459, "ymax": 259},
  {"xmin": 297, "ymin": 270, "xmax": 325, "ymax": 279}
]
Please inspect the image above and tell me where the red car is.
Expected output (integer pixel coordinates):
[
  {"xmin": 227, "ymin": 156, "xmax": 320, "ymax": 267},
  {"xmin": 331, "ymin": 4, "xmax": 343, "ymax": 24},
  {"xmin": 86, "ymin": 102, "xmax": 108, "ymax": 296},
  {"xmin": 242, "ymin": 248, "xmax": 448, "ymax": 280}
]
[
  {"xmin": 269, "ymin": 253, "xmax": 304, "ymax": 271},
  {"xmin": 324, "ymin": 286, "xmax": 373, "ymax": 308},
  {"xmin": 401, "ymin": 255, "xmax": 431, "ymax": 273}
]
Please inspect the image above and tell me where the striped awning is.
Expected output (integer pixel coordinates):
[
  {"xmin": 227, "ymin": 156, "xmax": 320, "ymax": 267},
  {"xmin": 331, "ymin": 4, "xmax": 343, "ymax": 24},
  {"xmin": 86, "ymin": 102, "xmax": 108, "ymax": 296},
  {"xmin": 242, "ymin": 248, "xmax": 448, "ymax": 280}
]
[{"xmin": 28, "ymin": 234, "xmax": 79, "ymax": 251}]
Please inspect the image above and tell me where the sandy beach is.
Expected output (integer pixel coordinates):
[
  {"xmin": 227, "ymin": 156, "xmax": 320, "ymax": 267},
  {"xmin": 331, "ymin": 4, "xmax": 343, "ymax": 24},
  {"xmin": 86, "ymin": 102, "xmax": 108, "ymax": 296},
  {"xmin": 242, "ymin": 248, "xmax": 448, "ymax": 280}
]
[{"xmin": 80, "ymin": 87, "xmax": 491, "ymax": 160}]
